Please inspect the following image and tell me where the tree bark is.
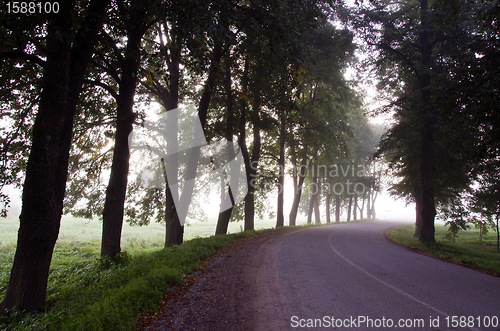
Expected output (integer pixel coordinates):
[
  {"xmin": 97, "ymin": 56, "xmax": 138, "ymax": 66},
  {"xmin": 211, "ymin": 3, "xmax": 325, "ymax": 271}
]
[
  {"xmin": 496, "ymin": 214, "xmax": 499, "ymax": 254},
  {"xmin": 244, "ymin": 105, "xmax": 261, "ymax": 231},
  {"xmin": 158, "ymin": 22, "xmax": 182, "ymax": 248},
  {"xmin": 325, "ymin": 191, "xmax": 331, "ymax": 223},
  {"xmin": 359, "ymin": 195, "xmax": 365, "ymax": 219},
  {"xmin": 1, "ymin": 0, "xmax": 109, "ymax": 312},
  {"xmin": 353, "ymin": 193, "xmax": 358, "ymax": 221},
  {"xmin": 216, "ymin": 52, "xmax": 235, "ymax": 235},
  {"xmin": 370, "ymin": 190, "xmax": 378, "ymax": 218},
  {"xmin": 307, "ymin": 176, "xmax": 321, "ymax": 224},
  {"xmin": 289, "ymin": 156, "xmax": 307, "ymax": 226},
  {"xmin": 276, "ymin": 109, "xmax": 286, "ymax": 228},
  {"xmin": 0, "ymin": 8, "xmax": 71, "ymax": 312},
  {"xmin": 347, "ymin": 195, "xmax": 353, "ymax": 222},
  {"xmin": 413, "ymin": 195, "xmax": 422, "ymax": 237},
  {"xmin": 335, "ymin": 196, "xmax": 340, "ymax": 222},
  {"xmin": 367, "ymin": 189, "xmax": 371, "ymax": 218},
  {"xmin": 243, "ymin": 69, "xmax": 261, "ymax": 231},
  {"xmin": 101, "ymin": 2, "xmax": 148, "ymax": 257},
  {"xmin": 166, "ymin": 41, "xmax": 223, "ymax": 246},
  {"xmin": 418, "ymin": 0, "xmax": 436, "ymax": 243},
  {"xmin": 314, "ymin": 183, "xmax": 321, "ymax": 224}
]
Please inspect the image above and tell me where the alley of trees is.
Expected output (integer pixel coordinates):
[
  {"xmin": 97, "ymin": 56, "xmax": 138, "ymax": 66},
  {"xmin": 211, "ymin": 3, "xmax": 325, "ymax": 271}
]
[{"xmin": 1, "ymin": 0, "xmax": 499, "ymax": 313}]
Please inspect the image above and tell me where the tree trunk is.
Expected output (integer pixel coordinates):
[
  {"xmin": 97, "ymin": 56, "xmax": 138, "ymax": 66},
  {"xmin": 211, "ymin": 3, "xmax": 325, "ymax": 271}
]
[
  {"xmin": 101, "ymin": 5, "xmax": 147, "ymax": 257},
  {"xmin": 0, "ymin": 9, "xmax": 71, "ymax": 313},
  {"xmin": 325, "ymin": 191, "xmax": 331, "ymax": 223},
  {"xmin": 276, "ymin": 109, "xmax": 286, "ymax": 228},
  {"xmin": 307, "ymin": 176, "xmax": 318, "ymax": 224},
  {"xmin": 215, "ymin": 189, "xmax": 234, "ymax": 235},
  {"xmin": 359, "ymin": 196, "xmax": 365, "ymax": 219},
  {"xmin": 159, "ymin": 23, "xmax": 182, "ymax": 248},
  {"xmin": 244, "ymin": 110, "xmax": 261, "ymax": 231},
  {"xmin": 1, "ymin": 0, "xmax": 109, "ymax": 312},
  {"xmin": 413, "ymin": 196, "xmax": 422, "ymax": 238},
  {"xmin": 496, "ymin": 214, "xmax": 499, "ymax": 254},
  {"xmin": 216, "ymin": 52, "xmax": 235, "ymax": 235},
  {"xmin": 289, "ymin": 157, "xmax": 307, "ymax": 226},
  {"xmin": 370, "ymin": 190, "xmax": 378, "ymax": 218},
  {"xmin": 418, "ymin": 0, "xmax": 436, "ymax": 243},
  {"xmin": 347, "ymin": 195, "xmax": 353, "ymax": 222},
  {"xmin": 307, "ymin": 195, "xmax": 313, "ymax": 224},
  {"xmin": 367, "ymin": 190, "xmax": 371, "ymax": 218},
  {"xmin": 335, "ymin": 196, "xmax": 340, "ymax": 222},
  {"xmin": 166, "ymin": 41, "xmax": 223, "ymax": 245},
  {"xmin": 243, "ymin": 77, "xmax": 261, "ymax": 231},
  {"xmin": 353, "ymin": 193, "xmax": 357, "ymax": 221},
  {"xmin": 314, "ymin": 186, "xmax": 321, "ymax": 224}
]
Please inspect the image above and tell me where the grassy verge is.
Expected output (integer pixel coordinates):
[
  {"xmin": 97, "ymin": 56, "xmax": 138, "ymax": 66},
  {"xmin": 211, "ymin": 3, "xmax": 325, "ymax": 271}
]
[
  {"xmin": 388, "ymin": 224, "xmax": 500, "ymax": 277},
  {"xmin": 0, "ymin": 229, "xmax": 270, "ymax": 331}
]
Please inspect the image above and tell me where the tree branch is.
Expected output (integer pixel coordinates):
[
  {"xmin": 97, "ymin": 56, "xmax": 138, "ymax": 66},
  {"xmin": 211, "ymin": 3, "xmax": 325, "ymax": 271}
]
[{"xmin": 0, "ymin": 51, "xmax": 45, "ymax": 67}]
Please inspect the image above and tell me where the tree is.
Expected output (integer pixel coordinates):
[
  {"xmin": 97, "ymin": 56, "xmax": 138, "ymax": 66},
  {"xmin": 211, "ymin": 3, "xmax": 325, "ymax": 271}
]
[
  {"xmin": 1, "ymin": 0, "xmax": 111, "ymax": 312},
  {"xmin": 353, "ymin": 0, "xmax": 486, "ymax": 242},
  {"xmin": 100, "ymin": 0, "xmax": 157, "ymax": 257}
]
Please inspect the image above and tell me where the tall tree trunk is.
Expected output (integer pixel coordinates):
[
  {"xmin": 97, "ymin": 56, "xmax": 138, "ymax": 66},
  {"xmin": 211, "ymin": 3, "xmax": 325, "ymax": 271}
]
[
  {"xmin": 307, "ymin": 195, "xmax": 313, "ymax": 224},
  {"xmin": 238, "ymin": 59, "xmax": 252, "ymax": 231},
  {"xmin": 289, "ymin": 156, "xmax": 307, "ymax": 226},
  {"xmin": 307, "ymin": 176, "xmax": 318, "ymax": 224},
  {"xmin": 370, "ymin": 190, "xmax": 378, "ymax": 218},
  {"xmin": 166, "ymin": 42, "xmax": 223, "ymax": 245},
  {"xmin": 347, "ymin": 195, "xmax": 353, "ymax": 222},
  {"xmin": 276, "ymin": 109, "xmax": 286, "ymax": 228},
  {"xmin": 0, "ymin": 9, "xmax": 71, "ymax": 313},
  {"xmin": 314, "ymin": 182, "xmax": 321, "ymax": 224},
  {"xmin": 353, "ymin": 193, "xmax": 358, "ymax": 221},
  {"xmin": 367, "ymin": 190, "xmax": 371, "ymax": 218},
  {"xmin": 216, "ymin": 52, "xmax": 235, "ymax": 235},
  {"xmin": 413, "ymin": 196, "xmax": 422, "ymax": 237},
  {"xmin": 496, "ymin": 214, "xmax": 499, "ymax": 254},
  {"xmin": 101, "ymin": 5, "xmax": 148, "ymax": 257},
  {"xmin": 158, "ymin": 22, "xmax": 182, "ymax": 248},
  {"xmin": 244, "ymin": 103, "xmax": 261, "ymax": 231},
  {"xmin": 359, "ymin": 196, "xmax": 365, "ymax": 219},
  {"xmin": 418, "ymin": 0, "xmax": 436, "ymax": 243},
  {"xmin": 325, "ymin": 191, "xmax": 331, "ymax": 223},
  {"xmin": 242, "ymin": 61, "xmax": 261, "ymax": 231},
  {"xmin": 1, "ymin": 0, "xmax": 109, "ymax": 312},
  {"xmin": 335, "ymin": 196, "xmax": 340, "ymax": 222}
]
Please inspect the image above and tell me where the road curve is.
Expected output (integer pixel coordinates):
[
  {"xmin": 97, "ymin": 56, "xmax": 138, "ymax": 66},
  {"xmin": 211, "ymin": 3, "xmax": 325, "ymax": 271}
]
[{"xmin": 246, "ymin": 220, "xmax": 500, "ymax": 331}]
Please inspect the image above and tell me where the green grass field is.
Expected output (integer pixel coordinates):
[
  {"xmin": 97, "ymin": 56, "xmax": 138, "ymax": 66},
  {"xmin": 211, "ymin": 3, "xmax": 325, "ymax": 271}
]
[
  {"xmin": 388, "ymin": 223, "xmax": 500, "ymax": 276},
  {"xmin": 0, "ymin": 214, "xmax": 285, "ymax": 250}
]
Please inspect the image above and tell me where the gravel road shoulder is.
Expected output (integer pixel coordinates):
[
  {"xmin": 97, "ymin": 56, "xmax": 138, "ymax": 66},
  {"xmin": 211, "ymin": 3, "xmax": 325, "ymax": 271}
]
[{"xmin": 137, "ymin": 227, "xmax": 299, "ymax": 331}]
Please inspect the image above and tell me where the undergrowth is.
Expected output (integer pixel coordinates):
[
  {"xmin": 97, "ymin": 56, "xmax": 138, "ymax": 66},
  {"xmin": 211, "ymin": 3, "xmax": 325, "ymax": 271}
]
[
  {"xmin": 388, "ymin": 224, "xmax": 500, "ymax": 276},
  {"xmin": 0, "ymin": 230, "xmax": 262, "ymax": 331}
]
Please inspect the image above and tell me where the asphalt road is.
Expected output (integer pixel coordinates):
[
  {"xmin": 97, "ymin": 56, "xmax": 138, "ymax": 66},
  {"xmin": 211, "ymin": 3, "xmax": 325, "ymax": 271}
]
[{"xmin": 245, "ymin": 220, "xmax": 500, "ymax": 331}]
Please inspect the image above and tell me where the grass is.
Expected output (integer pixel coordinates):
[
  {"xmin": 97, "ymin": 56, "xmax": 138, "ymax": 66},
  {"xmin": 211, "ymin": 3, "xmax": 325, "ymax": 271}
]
[
  {"xmin": 0, "ymin": 229, "xmax": 273, "ymax": 331},
  {"xmin": 0, "ymin": 216, "xmax": 371, "ymax": 330},
  {"xmin": 388, "ymin": 223, "xmax": 500, "ymax": 276},
  {"xmin": 0, "ymin": 211, "xmax": 311, "ymax": 331}
]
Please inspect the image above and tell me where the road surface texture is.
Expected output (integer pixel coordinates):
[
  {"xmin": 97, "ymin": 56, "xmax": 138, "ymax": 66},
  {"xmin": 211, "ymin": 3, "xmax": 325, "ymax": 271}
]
[{"xmin": 140, "ymin": 220, "xmax": 500, "ymax": 330}]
